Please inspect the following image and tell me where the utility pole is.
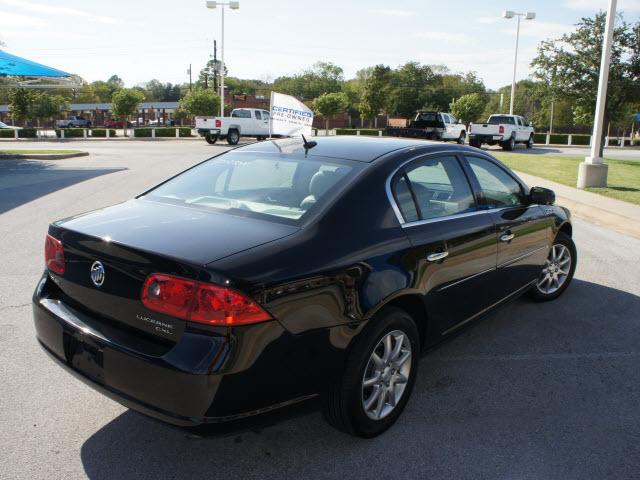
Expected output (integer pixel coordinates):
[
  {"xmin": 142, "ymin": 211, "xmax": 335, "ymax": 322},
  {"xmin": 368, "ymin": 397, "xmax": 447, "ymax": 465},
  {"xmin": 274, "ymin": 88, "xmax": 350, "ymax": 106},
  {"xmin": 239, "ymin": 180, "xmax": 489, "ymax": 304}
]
[
  {"xmin": 499, "ymin": 93, "xmax": 504, "ymax": 113},
  {"xmin": 549, "ymin": 99, "xmax": 554, "ymax": 133},
  {"xmin": 577, "ymin": 0, "xmax": 616, "ymax": 188},
  {"xmin": 213, "ymin": 40, "xmax": 218, "ymax": 94}
]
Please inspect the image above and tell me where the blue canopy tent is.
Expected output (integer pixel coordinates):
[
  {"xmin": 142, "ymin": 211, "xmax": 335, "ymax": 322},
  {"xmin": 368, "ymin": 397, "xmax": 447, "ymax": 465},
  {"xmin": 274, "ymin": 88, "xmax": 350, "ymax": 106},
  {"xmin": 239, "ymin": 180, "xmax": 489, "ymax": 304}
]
[{"xmin": 0, "ymin": 50, "xmax": 77, "ymax": 88}]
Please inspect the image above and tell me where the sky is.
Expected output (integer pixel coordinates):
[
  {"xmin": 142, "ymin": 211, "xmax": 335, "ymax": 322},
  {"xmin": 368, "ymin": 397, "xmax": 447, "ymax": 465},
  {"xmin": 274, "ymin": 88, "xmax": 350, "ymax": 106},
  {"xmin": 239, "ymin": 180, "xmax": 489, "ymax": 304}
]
[{"xmin": 0, "ymin": 0, "xmax": 639, "ymax": 90}]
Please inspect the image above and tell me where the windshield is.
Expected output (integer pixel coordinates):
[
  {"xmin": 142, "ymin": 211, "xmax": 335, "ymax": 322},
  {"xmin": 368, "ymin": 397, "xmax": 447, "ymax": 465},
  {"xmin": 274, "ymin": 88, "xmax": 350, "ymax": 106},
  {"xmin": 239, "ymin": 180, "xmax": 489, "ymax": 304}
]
[
  {"xmin": 144, "ymin": 151, "xmax": 359, "ymax": 223},
  {"xmin": 487, "ymin": 115, "xmax": 515, "ymax": 125},
  {"xmin": 0, "ymin": 121, "xmax": 8, "ymax": 128}
]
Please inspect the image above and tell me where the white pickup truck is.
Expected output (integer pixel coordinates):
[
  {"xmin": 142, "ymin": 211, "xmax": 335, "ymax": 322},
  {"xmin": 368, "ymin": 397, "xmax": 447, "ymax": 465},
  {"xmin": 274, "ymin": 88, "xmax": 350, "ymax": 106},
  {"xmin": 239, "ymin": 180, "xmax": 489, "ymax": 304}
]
[
  {"xmin": 468, "ymin": 114, "xmax": 534, "ymax": 150},
  {"xmin": 196, "ymin": 108, "xmax": 271, "ymax": 145},
  {"xmin": 55, "ymin": 116, "xmax": 92, "ymax": 129}
]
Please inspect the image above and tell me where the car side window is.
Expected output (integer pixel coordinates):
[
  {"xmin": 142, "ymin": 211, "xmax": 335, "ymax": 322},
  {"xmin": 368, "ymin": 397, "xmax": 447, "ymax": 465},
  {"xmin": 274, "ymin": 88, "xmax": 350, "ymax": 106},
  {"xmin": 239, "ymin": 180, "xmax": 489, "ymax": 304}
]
[
  {"xmin": 393, "ymin": 156, "xmax": 476, "ymax": 222},
  {"xmin": 393, "ymin": 175, "xmax": 419, "ymax": 223},
  {"xmin": 254, "ymin": 111, "xmax": 262, "ymax": 120},
  {"xmin": 466, "ymin": 156, "xmax": 524, "ymax": 208}
]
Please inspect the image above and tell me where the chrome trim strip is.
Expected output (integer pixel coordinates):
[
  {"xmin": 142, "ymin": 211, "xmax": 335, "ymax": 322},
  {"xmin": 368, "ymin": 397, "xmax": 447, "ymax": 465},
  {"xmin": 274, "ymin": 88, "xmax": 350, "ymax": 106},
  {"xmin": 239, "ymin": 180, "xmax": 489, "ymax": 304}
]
[
  {"xmin": 39, "ymin": 298, "xmax": 109, "ymax": 343},
  {"xmin": 437, "ymin": 266, "xmax": 495, "ymax": 292},
  {"xmin": 401, "ymin": 209, "xmax": 492, "ymax": 228},
  {"xmin": 497, "ymin": 245, "xmax": 548, "ymax": 269}
]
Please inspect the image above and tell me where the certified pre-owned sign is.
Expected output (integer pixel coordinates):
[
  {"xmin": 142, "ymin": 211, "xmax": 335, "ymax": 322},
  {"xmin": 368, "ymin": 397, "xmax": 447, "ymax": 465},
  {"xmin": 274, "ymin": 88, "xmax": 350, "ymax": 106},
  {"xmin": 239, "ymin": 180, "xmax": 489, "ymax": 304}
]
[{"xmin": 269, "ymin": 91, "xmax": 313, "ymax": 137}]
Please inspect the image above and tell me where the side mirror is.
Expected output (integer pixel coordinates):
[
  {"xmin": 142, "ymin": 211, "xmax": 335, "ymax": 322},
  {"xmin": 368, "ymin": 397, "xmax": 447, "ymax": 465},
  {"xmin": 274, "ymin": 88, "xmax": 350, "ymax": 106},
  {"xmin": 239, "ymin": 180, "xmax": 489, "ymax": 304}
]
[{"xmin": 529, "ymin": 186, "xmax": 555, "ymax": 205}]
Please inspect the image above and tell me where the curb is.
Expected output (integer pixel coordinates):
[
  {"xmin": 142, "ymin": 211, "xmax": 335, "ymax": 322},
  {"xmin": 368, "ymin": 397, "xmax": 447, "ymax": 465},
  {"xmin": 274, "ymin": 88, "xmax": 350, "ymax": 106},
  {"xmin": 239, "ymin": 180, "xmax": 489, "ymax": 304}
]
[
  {"xmin": 553, "ymin": 194, "xmax": 640, "ymax": 240},
  {"xmin": 0, "ymin": 152, "xmax": 89, "ymax": 160}
]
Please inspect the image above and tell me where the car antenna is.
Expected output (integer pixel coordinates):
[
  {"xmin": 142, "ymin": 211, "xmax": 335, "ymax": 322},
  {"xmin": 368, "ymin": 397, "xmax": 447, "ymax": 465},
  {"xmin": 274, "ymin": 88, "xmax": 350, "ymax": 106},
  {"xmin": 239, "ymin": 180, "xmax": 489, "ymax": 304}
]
[{"xmin": 301, "ymin": 134, "xmax": 317, "ymax": 154}]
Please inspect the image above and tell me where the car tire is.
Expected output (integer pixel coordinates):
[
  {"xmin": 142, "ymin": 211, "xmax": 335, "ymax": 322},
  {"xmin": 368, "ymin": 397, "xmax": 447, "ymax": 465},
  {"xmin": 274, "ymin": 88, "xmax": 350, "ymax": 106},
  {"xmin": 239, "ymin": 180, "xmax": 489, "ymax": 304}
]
[
  {"xmin": 457, "ymin": 131, "xmax": 466, "ymax": 145},
  {"xmin": 526, "ymin": 134, "xmax": 534, "ymax": 149},
  {"xmin": 323, "ymin": 306, "xmax": 420, "ymax": 437},
  {"xmin": 502, "ymin": 135, "xmax": 516, "ymax": 151},
  {"xmin": 227, "ymin": 129, "xmax": 240, "ymax": 145},
  {"xmin": 204, "ymin": 133, "xmax": 218, "ymax": 145},
  {"xmin": 529, "ymin": 231, "xmax": 577, "ymax": 302},
  {"xmin": 469, "ymin": 138, "xmax": 481, "ymax": 148}
]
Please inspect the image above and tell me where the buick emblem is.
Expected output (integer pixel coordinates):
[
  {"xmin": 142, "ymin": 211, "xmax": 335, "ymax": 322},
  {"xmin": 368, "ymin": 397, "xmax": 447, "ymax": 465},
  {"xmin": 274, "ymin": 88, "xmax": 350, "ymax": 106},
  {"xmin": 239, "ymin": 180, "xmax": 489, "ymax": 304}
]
[{"xmin": 90, "ymin": 261, "xmax": 105, "ymax": 287}]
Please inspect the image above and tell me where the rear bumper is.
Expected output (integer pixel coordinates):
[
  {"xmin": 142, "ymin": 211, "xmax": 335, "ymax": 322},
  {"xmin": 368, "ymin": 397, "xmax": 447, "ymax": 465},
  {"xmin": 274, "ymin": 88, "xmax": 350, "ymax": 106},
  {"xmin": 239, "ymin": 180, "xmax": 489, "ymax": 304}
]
[
  {"xmin": 32, "ymin": 274, "xmax": 329, "ymax": 426},
  {"xmin": 197, "ymin": 128, "xmax": 221, "ymax": 136},
  {"xmin": 468, "ymin": 134, "xmax": 504, "ymax": 143}
]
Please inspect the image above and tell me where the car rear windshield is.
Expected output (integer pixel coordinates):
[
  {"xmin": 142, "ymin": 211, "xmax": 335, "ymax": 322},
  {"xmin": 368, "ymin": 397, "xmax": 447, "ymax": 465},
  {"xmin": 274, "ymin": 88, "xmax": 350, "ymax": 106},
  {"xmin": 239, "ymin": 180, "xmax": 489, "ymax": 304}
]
[
  {"xmin": 415, "ymin": 112, "xmax": 439, "ymax": 122},
  {"xmin": 487, "ymin": 115, "xmax": 515, "ymax": 125},
  {"xmin": 144, "ymin": 151, "xmax": 360, "ymax": 223}
]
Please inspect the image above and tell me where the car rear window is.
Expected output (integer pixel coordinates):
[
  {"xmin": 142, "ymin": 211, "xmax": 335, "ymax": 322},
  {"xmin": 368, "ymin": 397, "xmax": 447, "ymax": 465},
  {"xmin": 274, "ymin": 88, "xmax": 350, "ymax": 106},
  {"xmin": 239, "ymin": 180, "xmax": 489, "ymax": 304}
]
[
  {"xmin": 487, "ymin": 115, "xmax": 515, "ymax": 125},
  {"xmin": 144, "ymin": 151, "xmax": 360, "ymax": 223}
]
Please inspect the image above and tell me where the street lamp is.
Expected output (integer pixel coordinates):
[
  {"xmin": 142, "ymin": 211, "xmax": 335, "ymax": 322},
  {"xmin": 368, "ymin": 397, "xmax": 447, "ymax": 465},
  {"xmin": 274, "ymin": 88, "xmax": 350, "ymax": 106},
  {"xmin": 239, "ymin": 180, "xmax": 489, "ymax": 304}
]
[
  {"xmin": 503, "ymin": 10, "xmax": 535, "ymax": 115},
  {"xmin": 577, "ymin": 0, "xmax": 616, "ymax": 188},
  {"xmin": 206, "ymin": 0, "xmax": 239, "ymax": 117}
]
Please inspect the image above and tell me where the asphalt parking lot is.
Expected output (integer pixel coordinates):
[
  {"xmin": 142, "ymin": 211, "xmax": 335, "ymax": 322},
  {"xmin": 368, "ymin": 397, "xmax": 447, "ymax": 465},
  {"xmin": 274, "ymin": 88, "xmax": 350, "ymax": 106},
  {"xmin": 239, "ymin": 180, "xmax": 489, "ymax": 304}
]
[{"xmin": 1, "ymin": 140, "xmax": 640, "ymax": 479}]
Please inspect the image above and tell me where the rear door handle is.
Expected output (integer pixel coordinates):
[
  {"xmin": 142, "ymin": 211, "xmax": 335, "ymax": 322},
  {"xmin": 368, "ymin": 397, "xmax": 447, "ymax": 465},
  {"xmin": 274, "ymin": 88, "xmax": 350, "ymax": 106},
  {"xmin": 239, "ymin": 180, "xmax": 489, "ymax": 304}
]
[
  {"xmin": 427, "ymin": 251, "xmax": 449, "ymax": 262},
  {"xmin": 500, "ymin": 232, "xmax": 515, "ymax": 242}
]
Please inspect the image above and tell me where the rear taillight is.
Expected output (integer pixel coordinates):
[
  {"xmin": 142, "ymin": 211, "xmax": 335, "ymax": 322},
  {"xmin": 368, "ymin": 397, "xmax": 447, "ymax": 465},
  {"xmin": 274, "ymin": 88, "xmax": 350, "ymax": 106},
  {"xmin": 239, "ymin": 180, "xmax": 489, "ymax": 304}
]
[
  {"xmin": 499, "ymin": 125, "xmax": 505, "ymax": 134},
  {"xmin": 44, "ymin": 234, "xmax": 65, "ymax": 275},
  {"xmin": 215, "ymin": 119, "xmax": 222, "ymax": 128},
  {"xmin": 141, "ymin": 273, "xmax": 271, "ymax": 326}
]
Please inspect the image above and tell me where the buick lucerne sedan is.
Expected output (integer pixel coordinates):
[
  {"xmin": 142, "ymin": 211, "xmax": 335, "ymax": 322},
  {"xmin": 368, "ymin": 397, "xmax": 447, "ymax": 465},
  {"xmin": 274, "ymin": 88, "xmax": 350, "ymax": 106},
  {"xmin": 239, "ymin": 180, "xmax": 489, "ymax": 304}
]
[{"xmin": 33, "ymin": 137, "xmax": 576, "ymax": 437}]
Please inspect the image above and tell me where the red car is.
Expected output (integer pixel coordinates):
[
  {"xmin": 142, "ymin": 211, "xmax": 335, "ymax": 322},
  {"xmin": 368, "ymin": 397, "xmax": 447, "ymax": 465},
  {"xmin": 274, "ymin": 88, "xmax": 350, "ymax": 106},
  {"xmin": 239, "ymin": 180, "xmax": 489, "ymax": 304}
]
[{"xmin": 103, "ymin": 119, "xmax": 132, "ymax": 128}]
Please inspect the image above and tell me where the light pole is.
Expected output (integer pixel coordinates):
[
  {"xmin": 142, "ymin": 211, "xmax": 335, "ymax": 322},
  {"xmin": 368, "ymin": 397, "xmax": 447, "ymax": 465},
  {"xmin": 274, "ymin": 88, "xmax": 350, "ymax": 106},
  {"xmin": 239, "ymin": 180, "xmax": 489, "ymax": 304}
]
[
  {"xmin": 503, "ymin": 10, "xmax": 535, "ymax": 115},
  {"xmin": 577, "ymin": 0, "xmax": 617, "ymax": 189},
  {"xmin": 206, "ymin": 0, "xmax": 239, "ymax": 117}
]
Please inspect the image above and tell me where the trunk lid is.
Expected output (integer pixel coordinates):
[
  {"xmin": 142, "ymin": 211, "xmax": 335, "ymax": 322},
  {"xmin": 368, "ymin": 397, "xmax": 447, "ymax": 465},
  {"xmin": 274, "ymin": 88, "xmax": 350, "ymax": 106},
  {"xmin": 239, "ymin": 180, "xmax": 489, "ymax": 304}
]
[{"xmin": 49, "ymin": 198, "xmax": 297, "ymax": 341}]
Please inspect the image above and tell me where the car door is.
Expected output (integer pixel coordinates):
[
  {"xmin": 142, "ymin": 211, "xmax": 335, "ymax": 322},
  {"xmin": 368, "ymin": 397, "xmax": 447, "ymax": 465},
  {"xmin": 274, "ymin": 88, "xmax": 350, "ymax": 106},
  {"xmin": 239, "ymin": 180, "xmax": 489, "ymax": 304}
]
[
  {"xmin": 516, "ymin": 116, "xmax": 528, "ymax": 141},
  {"xmin": 390, "ymin": 153, "xmax": 500, "ymax": 334},
  {"xmin": 258, "ymin": 110, "xmax": 270, "ymax": 135},
  {"xmin": 464, "ymin": 154, "xmax": 552, "ymax": 298}
]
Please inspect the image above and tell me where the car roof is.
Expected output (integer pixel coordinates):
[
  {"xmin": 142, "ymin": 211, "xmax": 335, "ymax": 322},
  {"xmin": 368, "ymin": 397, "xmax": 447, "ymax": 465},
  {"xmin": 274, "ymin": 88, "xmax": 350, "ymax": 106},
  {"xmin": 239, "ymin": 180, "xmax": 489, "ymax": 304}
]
[{"xmin": 235, "ymin": 136, "xmax": 448, "ymax": 163}]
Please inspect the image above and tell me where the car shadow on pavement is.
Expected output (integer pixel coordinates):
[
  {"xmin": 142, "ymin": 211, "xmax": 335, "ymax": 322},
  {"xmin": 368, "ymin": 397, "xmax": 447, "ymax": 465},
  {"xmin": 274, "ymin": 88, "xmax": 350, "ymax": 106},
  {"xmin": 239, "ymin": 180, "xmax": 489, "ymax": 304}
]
[
  {"xmin": 0, "ymin": 159, "xmax": 126, "ymax": 214},
  {"xmin": 80, "ymin": 279, "xmax": 640, "ymax": 480}
]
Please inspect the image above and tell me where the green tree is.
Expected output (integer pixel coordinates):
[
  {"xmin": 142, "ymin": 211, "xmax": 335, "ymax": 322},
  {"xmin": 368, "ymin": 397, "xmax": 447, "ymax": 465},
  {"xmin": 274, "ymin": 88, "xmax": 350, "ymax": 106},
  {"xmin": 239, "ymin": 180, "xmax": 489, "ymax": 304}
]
[
  {"xmin": 178, "ymin": 88, "xmax": 220, "ymax": 116},
  {"xmin": 8, "ymin": 89, "xmax": 36, "ymax": 125},
  {"xmin": 143, "ymin": 79, "xmax": 181, "ymax": 101},
  {"xmin": 198, "ymin": 58, "xmax": 227, "ymax": 90},
  {"xmin": 428, "ymin": 69, "xmax": 487, "ymax": 111},
  {"xmin": 273, "ymin": 62, "xmax": 344, "ymax": 100},
  {"xmin": 359, "ymin": 65, "xmax": 392, "ymax": 126},
  {"xmin": 532, "ymin": 12, "xmax": 640, "ymax": 155},
  {"xmin": 32, "ymin": 93, "xmax": 69, "ymax": 125},
  {"xmin": 112, "ymin": 88, "xmax": 144, "ymax": 136},
  {"xmin": 312, "ymin": 92, "xmax": 349, "ymax": 133},
  {"xmin": 388, "ymin": 62, "xmax": 437, "ymax": 117},
  {"xmin": 450, "ymin": 93, "xmax": 487, "ymax": 124}
]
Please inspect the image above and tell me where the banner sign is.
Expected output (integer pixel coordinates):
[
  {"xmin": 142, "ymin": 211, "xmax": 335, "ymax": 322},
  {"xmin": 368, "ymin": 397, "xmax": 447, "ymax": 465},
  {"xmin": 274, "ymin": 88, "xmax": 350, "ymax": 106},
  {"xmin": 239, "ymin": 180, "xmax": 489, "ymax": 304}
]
[{"xmin": 270, "ymin": 91, "xmax": 313, "ymax": 137}]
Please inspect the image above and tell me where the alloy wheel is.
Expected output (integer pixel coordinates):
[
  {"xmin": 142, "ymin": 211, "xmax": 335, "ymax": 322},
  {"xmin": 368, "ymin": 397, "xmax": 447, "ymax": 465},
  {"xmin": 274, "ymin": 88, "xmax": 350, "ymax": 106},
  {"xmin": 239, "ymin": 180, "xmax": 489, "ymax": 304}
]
[
  {"xmin": 361, "ymin": 330, "xmax": 412, "ymax": 421},
  {"xmin": 537, "ymin": 243, "xmax": 572, "ymax": 294}
]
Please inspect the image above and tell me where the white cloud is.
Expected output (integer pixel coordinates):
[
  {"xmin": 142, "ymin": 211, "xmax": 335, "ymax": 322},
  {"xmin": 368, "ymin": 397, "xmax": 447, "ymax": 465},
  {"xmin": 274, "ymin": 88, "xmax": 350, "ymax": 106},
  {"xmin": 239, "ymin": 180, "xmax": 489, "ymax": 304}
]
[
  {"xmin": 0, "ymin": 0, "xmax": 121, "ymax": 24},
  {"xmin": 503, "ymin": 21, "xmax": 576, "ymax": 40},
  {"xmin": 414, "ymin": 32, "xmax": 471, "ymax": 44},
  {"xmin": 368, "ymin": 9, "xmax": 415, "ymax": 17},
  {"xmin": 0, "ymin": 10, "xmax": 46, "ymax": 28},
  {"xmin": 563, "ymin": 0, "xmax": 640, "ymax": 12}
]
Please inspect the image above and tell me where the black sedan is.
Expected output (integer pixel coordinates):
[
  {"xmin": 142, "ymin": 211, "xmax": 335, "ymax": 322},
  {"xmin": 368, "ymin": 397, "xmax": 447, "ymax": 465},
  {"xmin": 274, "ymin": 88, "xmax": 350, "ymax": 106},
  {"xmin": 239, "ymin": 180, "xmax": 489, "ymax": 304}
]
[{"xmin": 33, "ymin": 137, "xmax": 576, "ymax": 437}]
